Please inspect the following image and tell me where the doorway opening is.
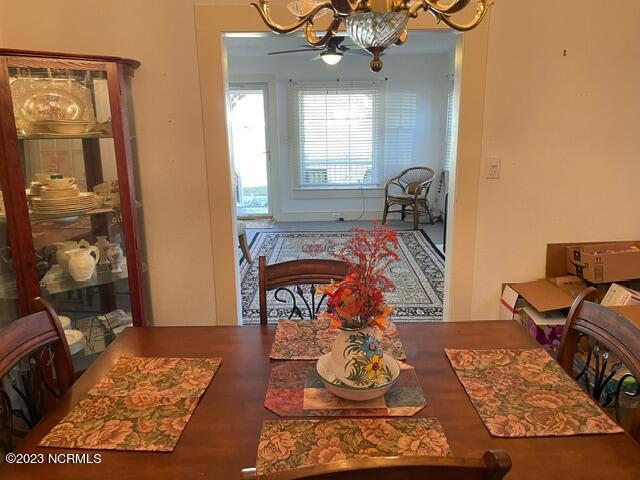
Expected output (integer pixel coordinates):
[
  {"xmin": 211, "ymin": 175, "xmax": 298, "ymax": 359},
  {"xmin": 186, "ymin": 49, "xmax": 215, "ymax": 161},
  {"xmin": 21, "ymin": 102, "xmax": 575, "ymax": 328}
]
[{"xmin": 223, "ymin": 31, "xmax": 461, "ymax": 324}]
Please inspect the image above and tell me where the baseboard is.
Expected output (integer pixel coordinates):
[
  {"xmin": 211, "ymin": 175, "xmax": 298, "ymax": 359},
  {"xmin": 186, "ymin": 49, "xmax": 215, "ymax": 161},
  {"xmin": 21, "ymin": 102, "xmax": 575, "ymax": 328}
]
[
  {"xmin": 272, "ymin": 211, "xmax": 441, "ymax": 223},
  {"xmin": 274, "ymin": 211, "xmax": 385, "ymax": 222}
]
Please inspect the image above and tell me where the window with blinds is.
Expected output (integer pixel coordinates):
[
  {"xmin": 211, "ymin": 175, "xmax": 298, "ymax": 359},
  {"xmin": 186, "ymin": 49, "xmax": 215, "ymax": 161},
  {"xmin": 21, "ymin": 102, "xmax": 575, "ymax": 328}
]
[
  {"xmin": 291, "ymin": 81, "xmax": 384, "ymax": 188},
  {"xmin": 443, "ymin": 83, "xmax": 456, "ymax": 172}
]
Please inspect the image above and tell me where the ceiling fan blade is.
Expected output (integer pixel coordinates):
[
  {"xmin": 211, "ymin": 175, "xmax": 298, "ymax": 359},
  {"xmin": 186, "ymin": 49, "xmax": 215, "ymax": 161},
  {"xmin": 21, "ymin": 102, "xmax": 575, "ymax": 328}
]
[{"xmin": 268, "ymin": 48, "xmax": 318, "ymax": 55}]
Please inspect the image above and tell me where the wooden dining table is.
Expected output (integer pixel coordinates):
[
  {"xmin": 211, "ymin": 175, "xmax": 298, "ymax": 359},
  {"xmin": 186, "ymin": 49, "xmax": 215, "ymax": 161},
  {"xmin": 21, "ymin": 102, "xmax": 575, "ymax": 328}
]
[{"xmin": 2, "ymin": 321, "xmax": 640, "ymax": 479}]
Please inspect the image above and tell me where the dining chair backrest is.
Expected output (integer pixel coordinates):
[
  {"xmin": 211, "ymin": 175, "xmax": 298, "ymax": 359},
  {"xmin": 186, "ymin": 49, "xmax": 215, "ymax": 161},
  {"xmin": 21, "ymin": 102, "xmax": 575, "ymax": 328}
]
[
  {"xmin": 0, "ymin": 298, "xmax": 74, "ymax": 431},
  {"xmin": 556, "ymin": 287, "xmax": 640, "ymax": 441},
  {"xmin": 258, "ymin": 256, "xmax": 349, "ymax": 325},
  {"xmin": 241, "ymin": 450, "xmax": 512, "ymax": 479}
]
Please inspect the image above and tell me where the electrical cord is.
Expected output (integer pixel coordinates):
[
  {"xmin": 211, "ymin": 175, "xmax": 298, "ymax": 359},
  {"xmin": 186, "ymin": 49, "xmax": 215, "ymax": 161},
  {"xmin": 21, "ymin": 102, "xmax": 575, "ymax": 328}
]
[{"xmin": 354, "ymin": 185, "xmax": 366, "ymax": 221}]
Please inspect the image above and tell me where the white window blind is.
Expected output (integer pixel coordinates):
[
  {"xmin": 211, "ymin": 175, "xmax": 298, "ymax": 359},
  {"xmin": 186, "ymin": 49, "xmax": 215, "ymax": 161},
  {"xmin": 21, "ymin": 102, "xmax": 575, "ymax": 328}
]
[
  {"xmin": 383, "ymin": 92, "xmax": 417, "ymax": 181},
  {"xmin": 291, "ymin": 81, "xmax": 384, "ymax": 187},
  {"xmin": 443, "ymin": 82, "xmax": 456, "ymax": 172}
]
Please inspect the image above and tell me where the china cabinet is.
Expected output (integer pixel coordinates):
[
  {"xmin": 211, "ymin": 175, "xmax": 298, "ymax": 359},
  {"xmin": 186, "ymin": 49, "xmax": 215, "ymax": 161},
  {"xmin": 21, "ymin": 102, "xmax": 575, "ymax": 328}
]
[{"xmin": 0, "ymin": 49, "xmax": 148, "ymax": 371}]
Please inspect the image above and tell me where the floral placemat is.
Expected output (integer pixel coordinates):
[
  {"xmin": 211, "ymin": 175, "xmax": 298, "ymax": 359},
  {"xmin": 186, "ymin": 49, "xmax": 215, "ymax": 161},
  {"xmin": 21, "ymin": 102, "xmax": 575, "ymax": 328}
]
[
  {"xmin": 446, "ymin": 348, "xmax": 624, "ymax": 438},
  {"xmin": 256, "ymin": 418, "xmax": 451, "ymax": 475},
  {"xmin": 265, "ymin": 361, "xmax": 426, "ymax": 417},
  {"xmin": 270, "ymin": 319, "xmax": 406, "ymax": 360},
  {"xmin": 39, "ymin": 356, "xmax": 222, "ymax": 451}
]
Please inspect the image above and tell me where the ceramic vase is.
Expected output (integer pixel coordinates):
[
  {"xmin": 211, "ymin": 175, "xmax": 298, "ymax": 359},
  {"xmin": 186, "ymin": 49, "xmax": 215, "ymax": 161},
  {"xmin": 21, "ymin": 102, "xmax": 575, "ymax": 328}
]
[
  {"xmin": 66, "ymin": 246, "xmax": 100, "ymax": 281},
  {"xmin": 106, "ymin": 240, "xmax": 124, "ymax": 274},
  {"xmin": 330, "ymin": 324, "xmax": 392, "ymax": 388},
  {"xmin": 95, "ymin": 236, "xmax": 111, "ymax": 265}
]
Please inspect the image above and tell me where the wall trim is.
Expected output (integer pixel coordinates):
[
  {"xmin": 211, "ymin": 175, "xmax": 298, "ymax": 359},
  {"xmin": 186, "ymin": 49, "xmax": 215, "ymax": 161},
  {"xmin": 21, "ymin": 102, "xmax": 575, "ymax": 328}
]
[{"xmin": 274, "ymin": 210, "xmax": 384, "ymax": 222}]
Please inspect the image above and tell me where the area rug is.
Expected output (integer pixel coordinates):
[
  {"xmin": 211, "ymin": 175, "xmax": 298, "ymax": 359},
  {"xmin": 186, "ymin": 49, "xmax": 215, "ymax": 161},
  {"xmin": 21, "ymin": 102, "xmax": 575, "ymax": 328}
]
[{"xmin": 240, "ymin": 231, "xmax": 444, "ymax": 324}]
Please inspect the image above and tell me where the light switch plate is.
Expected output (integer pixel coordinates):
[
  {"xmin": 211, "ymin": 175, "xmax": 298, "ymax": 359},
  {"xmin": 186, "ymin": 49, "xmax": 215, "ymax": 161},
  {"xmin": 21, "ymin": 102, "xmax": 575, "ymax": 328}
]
[{"xmin": 486, "ymin": 156, "xmax": 501, "ymax": 179}]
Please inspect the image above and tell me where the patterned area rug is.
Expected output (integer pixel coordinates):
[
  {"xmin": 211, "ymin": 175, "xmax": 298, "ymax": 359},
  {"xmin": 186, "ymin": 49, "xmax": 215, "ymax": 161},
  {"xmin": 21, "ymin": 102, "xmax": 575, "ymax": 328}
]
[{"xmin": 240, "ymin": 231, "xmax": 444, "ymax": 324}]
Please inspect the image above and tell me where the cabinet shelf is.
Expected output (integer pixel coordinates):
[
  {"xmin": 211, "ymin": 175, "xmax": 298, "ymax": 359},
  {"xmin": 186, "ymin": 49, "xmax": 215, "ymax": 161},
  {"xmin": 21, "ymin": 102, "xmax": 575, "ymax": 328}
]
[
  {"xmin": 41, "ymin": 263, "xmax": 130, "ymax": 297},
  {"xmin": 18, "ymin": 132, "xmax": 114, "ymax": 141},
  {"xmin": 0, "ymin": 262, "xmax": 148, "ymax": 300},
  {"xmin": 0, "ymin": 207, "xmax": 122, "ymax": 224},
  {"xmin": 30, "ymin": 207, "xmax": 121, "ymax": 222}
]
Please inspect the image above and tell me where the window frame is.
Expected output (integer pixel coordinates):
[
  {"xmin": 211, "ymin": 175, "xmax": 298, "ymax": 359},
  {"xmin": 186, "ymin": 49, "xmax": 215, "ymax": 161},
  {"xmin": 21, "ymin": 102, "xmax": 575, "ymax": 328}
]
[{"xmin": 290, "ymin": 80, "xmax": 385, "ymax": 190}]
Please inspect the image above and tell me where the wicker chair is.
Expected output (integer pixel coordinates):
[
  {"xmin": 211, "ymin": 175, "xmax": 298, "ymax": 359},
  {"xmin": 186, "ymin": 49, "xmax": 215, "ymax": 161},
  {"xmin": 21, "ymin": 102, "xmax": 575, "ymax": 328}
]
[{"xmin": 382, "ymin": 167, "xmax": 436, "ymax": 230}]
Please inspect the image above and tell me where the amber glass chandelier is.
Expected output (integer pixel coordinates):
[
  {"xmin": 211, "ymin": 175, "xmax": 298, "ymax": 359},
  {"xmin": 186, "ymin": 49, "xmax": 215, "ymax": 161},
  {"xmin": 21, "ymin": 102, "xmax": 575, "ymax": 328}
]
[{"xmin": 251, "ymin": 0, "xmax": 491, "ymax": 72}]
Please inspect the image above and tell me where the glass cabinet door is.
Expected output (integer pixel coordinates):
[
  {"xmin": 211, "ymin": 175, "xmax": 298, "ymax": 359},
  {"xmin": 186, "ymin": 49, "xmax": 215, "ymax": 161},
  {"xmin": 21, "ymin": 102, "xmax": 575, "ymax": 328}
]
[
  {"xmin": 0, "ymin": 183, "xmax": 20, "ymax": 330},
  {"xmin": 7, "ymin": 65, "xmax": 143, "ymax": 371}
]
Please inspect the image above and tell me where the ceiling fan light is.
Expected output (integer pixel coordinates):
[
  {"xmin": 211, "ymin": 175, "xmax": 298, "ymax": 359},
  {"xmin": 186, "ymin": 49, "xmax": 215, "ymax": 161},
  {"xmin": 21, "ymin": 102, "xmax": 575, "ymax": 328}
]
[{"xmin": 320, "ymin": 50, "xmax": 343, "ymax": 65}]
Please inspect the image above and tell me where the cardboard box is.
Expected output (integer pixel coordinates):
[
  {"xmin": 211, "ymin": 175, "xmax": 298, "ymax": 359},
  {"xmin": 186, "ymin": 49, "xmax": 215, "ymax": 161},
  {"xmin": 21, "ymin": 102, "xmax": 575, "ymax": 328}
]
[
  {"xmin": 520, "ymin": 306, "xmax": 566, "ymax": 352},
  {"xmin": 501, "ymin": 279, "xmax": 575, "ymax": 318},
  {"xmin": 546, "ymin": 241, "xmax": 634, "ymax": 278},
  {"xmin": 500, "ymin": 278, "xmax": 583, "ymax": 349},
  {"xmin": 566, "ymin": 242, "xmax": 640, "ymax": 283}
]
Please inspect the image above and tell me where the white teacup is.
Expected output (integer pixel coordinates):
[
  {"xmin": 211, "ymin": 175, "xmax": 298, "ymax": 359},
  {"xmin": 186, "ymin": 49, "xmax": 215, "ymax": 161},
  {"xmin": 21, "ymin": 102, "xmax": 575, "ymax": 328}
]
[
  {"xmin": 48, "ymin": 177, "xmax": 76, "ymax": 190},
  {"xmin": 35, "ymin": 172, "xmax": 56, "ymax": 184}
]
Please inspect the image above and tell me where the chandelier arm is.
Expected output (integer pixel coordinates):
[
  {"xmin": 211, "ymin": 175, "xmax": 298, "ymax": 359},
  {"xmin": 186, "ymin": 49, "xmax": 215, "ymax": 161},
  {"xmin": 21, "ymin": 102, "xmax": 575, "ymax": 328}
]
[
  {"xmin": 407, "ymin": 0, "xmax": 490, "ymax": 18},
  {"xmin": 304, "ymin": 17, "xmax": 343, "ymax": 47},
  {"xmin": 394, "ymin": 29, "xmax": 408, "ymax": 46},
  {"xmin": 421, "ymin": 0, "xmax": 472, "ymax": 15},
  {"xmin": 250, "ymin": 1, "xmax": 336, "ymax": 34},
  {"xmin": 430, "ymin": 1, "xmax": 490, "ymax": 32}
]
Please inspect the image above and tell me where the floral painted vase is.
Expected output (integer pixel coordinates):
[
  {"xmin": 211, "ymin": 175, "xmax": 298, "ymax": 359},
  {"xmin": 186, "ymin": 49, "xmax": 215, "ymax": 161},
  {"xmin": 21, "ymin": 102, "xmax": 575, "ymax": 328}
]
[{"xmin": 330, "ymin": 325, "xmax": 394, "ymax": 388}]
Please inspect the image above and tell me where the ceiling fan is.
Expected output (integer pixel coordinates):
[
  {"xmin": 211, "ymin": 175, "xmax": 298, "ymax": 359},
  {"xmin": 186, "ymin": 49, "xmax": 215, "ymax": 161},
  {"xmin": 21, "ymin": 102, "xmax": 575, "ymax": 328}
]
[{"xmin": 267, "ymin": 36, "xmax": 367, "ymax": 66}]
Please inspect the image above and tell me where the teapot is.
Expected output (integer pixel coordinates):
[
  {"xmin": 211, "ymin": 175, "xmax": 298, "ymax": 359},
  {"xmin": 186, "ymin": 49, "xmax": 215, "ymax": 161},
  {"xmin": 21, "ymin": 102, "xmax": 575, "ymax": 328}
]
[
  {"xmin": 53, "ymin": 239, "xmax": 90, "ymax": 272},
  {"xmin": 66, "ymin": 246, "xmax": 100, "ymax": 282}
]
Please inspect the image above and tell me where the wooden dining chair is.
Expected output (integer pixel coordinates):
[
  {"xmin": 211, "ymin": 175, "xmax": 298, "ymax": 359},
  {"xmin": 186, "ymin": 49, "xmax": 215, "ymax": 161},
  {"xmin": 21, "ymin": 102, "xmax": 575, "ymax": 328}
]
[
  {"xmin": 382, "ymin": 167, "xmax": 436, "ymax": 230},
  {"xmin": 556, "ymin": 287, "xmax": 640, "ymax": 441},
  {"xmin": 241, "ymin": 450, "xmax": 512, "ymax": 479},
  {"xmin": 0, "ymin": 297, "xmax": 74, "ymax": 450},
  {"xmin": 259, "ymin": 256, "xmax": 349, "ymax": 325}
]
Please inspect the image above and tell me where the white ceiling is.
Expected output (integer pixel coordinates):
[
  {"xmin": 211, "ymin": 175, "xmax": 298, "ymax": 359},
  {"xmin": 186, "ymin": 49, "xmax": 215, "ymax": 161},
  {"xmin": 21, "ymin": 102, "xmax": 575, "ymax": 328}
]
[{"xmin": 225, "ymin": 31, "xmax": 457, "ymax": 58}]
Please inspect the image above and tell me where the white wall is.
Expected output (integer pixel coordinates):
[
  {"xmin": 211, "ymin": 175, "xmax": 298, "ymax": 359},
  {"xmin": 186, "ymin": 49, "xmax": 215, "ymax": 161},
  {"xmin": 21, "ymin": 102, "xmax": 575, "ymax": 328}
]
[
  {"xmin": 470, "ymin": 0, "xmax": 640, "ymax": 318},
  {"xmin": 228, "ymin": 50, "xmax": 453, "ymax": 220}
]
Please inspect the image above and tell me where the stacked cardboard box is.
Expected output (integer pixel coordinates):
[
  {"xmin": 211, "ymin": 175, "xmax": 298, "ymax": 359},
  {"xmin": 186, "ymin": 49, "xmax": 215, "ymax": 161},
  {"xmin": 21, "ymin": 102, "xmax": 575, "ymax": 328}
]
[{"xmin": 501, "ymin": 240, "xmax": 640, "ymax": 351}]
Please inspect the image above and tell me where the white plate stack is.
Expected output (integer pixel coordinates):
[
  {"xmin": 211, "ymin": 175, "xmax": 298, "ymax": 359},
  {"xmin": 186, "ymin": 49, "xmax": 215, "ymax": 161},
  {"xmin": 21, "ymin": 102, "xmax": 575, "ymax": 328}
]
[
  {"xmin": 64, "ymin": 329, "xmax": 85, "ymax": 355},
  {"xmin": 31, "ymin": 178, "xmax": 96, "ymax": 215}
]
